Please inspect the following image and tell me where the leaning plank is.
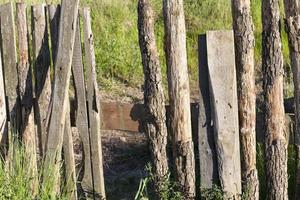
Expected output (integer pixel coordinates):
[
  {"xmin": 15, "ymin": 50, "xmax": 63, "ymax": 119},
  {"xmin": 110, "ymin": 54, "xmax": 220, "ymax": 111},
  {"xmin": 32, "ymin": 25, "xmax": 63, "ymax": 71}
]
[
  {"xmin": 71, "ymin": 15, "xmax": 93, "ymax": 197},
  {"xmin": 83, "ymin": 8, "xmax": 106, "ymax": 199},
  {"xmin": 198, "ymin": 35, "xmax": 218, "ymax": 189},
  {"xmin": 31, "ymin": 4, "xmax": 52, "ymax": 157},
  {"xmin": 16, "ymin": 2, "xmax": 38, "ymax": 194},
  {"xmin": 45, "ymin": 0, "xmax": 79, "ymax": 190},
  {"xmin": 62, "ymin": 100, "xmax": 77, "ymax": 200},
  {"xmin": 206, "ymin": 31, "xmax": 241, "ymax": 198},
  {"xmin": 0, "ymin": 2, "xmax": 21, "ymax": 137},
  {"xmin": 48, "ymin": 4, "xmax": 60, "ymax": 65}
]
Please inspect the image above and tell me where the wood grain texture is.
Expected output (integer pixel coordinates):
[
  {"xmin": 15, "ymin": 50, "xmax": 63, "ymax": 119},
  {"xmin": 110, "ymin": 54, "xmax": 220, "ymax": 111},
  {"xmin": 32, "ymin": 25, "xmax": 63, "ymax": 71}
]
[
  {"xmin": 45, "ymin": 0, "xmax": 79, "ymax": 191},
  {"xmin": 163, "ymin": 0, "xmax": 195, "ymax": 198},
  {"xmin": 48, "ymin": 4, "xmax": 60, "ymax": 65},
  {"xmin": 83, "ymin": 8, "xmax": 106, "ymax": 199},
  {"xmin": 137, "ymin": 0, "xmax": 169, "ymax": 197},
  {"xmin": 16, "ymin": 2, "xmax": 38, "ymax": 194},
  {"xmin": 198, "ymin": 35, "xmax": 218, "ymax": 189},
  {"xmin": 206, "ymin": 31, "xmax": 241, "ymax": 198},
  {"xmin": 71, "ymin": 16, "xmax": 93, "ymax": 197},
  {"xmin": 31, "ymin": 4, "xmax": 52, "ymax": 156},
  {"xmin": 62, "ymin": 100, "xmax": 77, "ymax": 200},
  {"xmin": 0, "ymin": 2, "xmax": 21, "ymax": 136}
]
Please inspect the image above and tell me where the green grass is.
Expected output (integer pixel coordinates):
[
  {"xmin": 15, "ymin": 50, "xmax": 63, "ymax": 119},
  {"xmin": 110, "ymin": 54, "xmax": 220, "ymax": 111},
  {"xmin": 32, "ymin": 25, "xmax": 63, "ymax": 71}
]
[
  {"xmin": 0, "ymin": 140, "xmax": 70, "ymax": 200},
  {"xmin": 0, "ymin": 0, "xmax": 291, "ymax": 92}
]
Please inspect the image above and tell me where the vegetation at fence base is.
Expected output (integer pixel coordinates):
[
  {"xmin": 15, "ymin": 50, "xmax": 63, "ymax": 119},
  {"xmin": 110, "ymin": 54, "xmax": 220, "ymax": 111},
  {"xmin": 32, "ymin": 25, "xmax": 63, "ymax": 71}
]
[
  {"xmin": 135, "ymin": 164, "xmax": 184, "ymax": 200},
  {"xmin": 0, "ymin": 140, "xmax": 69, "ymax": 200}
]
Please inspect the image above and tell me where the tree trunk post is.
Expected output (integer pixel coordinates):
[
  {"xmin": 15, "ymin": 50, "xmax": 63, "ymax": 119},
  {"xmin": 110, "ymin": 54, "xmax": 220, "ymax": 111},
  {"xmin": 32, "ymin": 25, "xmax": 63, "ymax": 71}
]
[
  {"xmin": 137, "ymin": 0, "xmax": 169, "ymax": 197},
  {"xmin": 163, "ymin": 0, "xmax": 196, "ymax": 198},
  {"xmin": 232, "ymin": 0, "xmax": 259, "ymax": 199},
  {"xmin": 262, "ymin": 0, "xmax": 288, "ymax": 199},
  {"xmin": 283, "ymin": 1, "xmax": 300, "ymax": 199}
]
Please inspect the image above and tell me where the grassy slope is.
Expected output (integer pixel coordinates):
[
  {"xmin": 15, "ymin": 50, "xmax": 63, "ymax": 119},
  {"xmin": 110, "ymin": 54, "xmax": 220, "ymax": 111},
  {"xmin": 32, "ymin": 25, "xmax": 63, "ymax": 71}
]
[
  {"xmin": 0, "ymin": 0, "xmax": 291, "ymax": 92},
  {"xmin": 85, "ymin": 0, "xmax": 290, "ymax": 91}
]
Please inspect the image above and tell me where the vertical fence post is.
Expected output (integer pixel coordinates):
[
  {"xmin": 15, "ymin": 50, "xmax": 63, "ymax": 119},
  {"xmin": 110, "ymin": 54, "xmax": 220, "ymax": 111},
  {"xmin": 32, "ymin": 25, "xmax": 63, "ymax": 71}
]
[
  {"xmin": 262, "ymin": 0, "xmax": 288, "ymax": 199},
  {"xmin": 16, "ymin": 2, "xmax": 38, "ymax": 194},
  {"xmin": 72, "ymin": 14, "xmax": 94, "ymax": 197},
  {"xmin": 83, "ymin": 8, "xmax": 106, "ymax": 199},
  {"xmin": 45, "ymin": 0, "xmax": 79, "ymax": 192},
  {"xmin": 206, "ymin": 31, "xmax": 241, "ymax": 198},
  {"xmin": 0, "ymin": 2, "xmax": 21, "ymax": 140},
  {"xmin": 198, "ymin": 35, "xmax": 218, "ymax": 189},
  {"xmin": 31, "ymin": 4, "xmax": 52, "ymax": 157},
  {"xmin": 163, "ymin": 0, "xmax": 196, "ymax": 198},
  {"xmin": 137, "ymin": 0, "xmax": 169, "ymax": 198},
  {"xmin": 284, "ymin": 1, "xmax": 300, "ymax": 199}
]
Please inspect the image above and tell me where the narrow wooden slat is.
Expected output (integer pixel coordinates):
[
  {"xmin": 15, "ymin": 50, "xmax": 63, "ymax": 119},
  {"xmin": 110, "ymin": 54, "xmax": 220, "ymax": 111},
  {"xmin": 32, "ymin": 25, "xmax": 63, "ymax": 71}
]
[
  {"xmin": 45, "ymin": 0, "xmax": 80, "ymax": 190},
  {"xmin": 48, "ymin": 4, "xmax": 60, "ymax": 65},
  {"xmin": 48, "ymin": 4, "xmax": 78, "ymax": 198},
  {"xmin": 71, "ymin": 15, "xmax": 93, "ymax": 196},
  {"xmin": 83, "ymin": 8, "xmax": 106, "ymax": 199},
  {"xmin": 31, "ymin": 4, "xmax": 52, "ymax": 156},
  {"xmin": 0, "ymin": 49, "xmax": 6, "ymax": 145},
  {"xmin": 198, "ymin": 35, "xmax": 218, "ymax": 188},
  {"xmin": 16, "ymin": 2, "xmax": 38, "ymax": 194},
  {"xmin": 62, "ymin": 101, "xmax": 77, "ymax": 200},
  {"xmin": 206, "ymin": 31, "xmax": 241, "ymax": 198},
  {"xmin": 0, "ymin": 2, "xmax": 21, "ymax": 136}
]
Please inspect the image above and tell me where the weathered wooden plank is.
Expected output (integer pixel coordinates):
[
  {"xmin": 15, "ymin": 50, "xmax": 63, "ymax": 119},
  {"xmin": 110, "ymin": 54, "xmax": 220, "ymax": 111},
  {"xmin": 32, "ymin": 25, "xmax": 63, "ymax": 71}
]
[
  {"xmin": 16, "ymin": 2, "xmax": 38, "ymax": 194},
  {"xmin": 0, "ymin": 48, "xmax": 6, "ymax": 146},
  {"xmin": 48, "ymin": 4, "xmax": 60, "ymax": 65},
  {"xmin": 62, "ymin": 100, "xmax": 77, "ymax": 200},
  {"xmin": 206, "ymin": 30, "xmax": 241, "ymax": 197},
  {"xmin": 83, "ymin": 8, "xmax": 106, "ymax": 199},
  {"xmin": 45, "ymin": 0, "xmax": 79, "ymax": 191},
  {"xmin": 71, "ymin": 16, "xmax": 93, "ymax": 197},
  {"xmin": 31, "ymin": 4, "xmax": 52, "ymax": 156},
  {"xmin": 0, "ymin": 2, "xmax": 21, "ymax": 136},
  {"xmin": 198, "ymin": 35, "xmax": 218, "ymax": 189}
]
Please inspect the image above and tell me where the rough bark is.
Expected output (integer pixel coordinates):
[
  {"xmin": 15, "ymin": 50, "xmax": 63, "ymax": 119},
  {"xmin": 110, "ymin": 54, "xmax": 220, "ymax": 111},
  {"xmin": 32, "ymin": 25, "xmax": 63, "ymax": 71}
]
[
  {"xmin": 262, "ymin": 0, "xmax": 288, "ymax": 199},
  {"xmin": 231, "ymin": 1, "xmax": 259, "ymax": 199},
  {"xmin": 163, "ymin": 0, "xmax": 196, "ymax": 198},
  {"xmin": 137, "ymin": 0, "xmax": 169, "ymax": 198},
  {"xmin": 283, "ymin": 1, "xmax": 300, "ymax": 199}
]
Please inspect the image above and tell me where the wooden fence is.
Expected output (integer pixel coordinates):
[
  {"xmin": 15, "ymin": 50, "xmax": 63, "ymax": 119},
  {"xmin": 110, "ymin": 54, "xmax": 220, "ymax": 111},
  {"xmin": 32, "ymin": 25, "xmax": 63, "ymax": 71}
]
[
  {"xmin": 0, "ymin": 2, "xmax": 105, "ymax": 199},
  {"xmin": 0, "ymin": 1, "xmax": 297, "ymax": 200}
]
